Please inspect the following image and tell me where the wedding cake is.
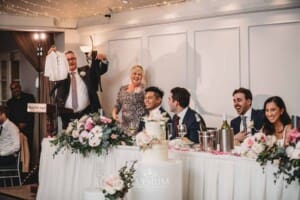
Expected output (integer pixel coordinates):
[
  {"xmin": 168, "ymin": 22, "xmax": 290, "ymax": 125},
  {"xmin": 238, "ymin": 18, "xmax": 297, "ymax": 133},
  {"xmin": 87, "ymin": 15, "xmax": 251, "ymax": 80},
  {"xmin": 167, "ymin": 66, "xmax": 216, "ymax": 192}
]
[
  {"xmin": 132, "ymin": 121, "xmax": 182, "ymax": 200},
  {"xmin": 141, "ymin": 121, "xmax": 168, "ymax": 162}
]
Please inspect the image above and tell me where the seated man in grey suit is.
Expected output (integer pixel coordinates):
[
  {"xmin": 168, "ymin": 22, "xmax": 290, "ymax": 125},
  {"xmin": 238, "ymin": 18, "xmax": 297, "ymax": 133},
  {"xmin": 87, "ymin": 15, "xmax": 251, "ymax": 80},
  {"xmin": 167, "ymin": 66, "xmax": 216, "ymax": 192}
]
[
  {"xmin": 137, "ymin": 86, "xmax": 171, "ymax": 132},
  {"xmin": 230, "ymin": 87, "xmax": 264, "ymax": 145},
  {"xmin": 168, "ymin": 87, "xmax": 206, "ymax": 143}
]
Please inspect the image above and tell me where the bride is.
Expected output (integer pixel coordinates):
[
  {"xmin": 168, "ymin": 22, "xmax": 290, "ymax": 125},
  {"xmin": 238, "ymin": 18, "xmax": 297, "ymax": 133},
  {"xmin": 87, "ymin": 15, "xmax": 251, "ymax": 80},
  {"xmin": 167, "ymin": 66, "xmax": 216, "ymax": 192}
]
[{"xmin": 262, "ymin": 96, "xmax": 292, "ymax": 146}]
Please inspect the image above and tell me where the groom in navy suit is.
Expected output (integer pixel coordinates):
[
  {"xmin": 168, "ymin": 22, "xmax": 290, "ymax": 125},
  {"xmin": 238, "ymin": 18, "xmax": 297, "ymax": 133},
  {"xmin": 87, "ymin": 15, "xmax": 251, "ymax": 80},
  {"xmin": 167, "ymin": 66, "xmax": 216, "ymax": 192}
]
[
  {"xmin": 230, "ymin": 88, "xmax": 264, "ymax": 145},
  {"xmin": 168, "ymin": 87, "xmax": 206, "ymax": 143},
  {"xmin": 53, "ymin": 50, "xmax": 108, "ymax": 128}
]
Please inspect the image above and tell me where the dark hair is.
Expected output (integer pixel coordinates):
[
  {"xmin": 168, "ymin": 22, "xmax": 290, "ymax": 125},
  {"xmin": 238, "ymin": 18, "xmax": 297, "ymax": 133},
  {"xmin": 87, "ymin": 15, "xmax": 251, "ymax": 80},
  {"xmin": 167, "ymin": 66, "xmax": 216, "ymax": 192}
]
[
  {"xmin": 232, "ymin": 87, "xmax": 252, "ymax": 101},
  {"xmin": 145, "ymin": 86, "xmax": 164, "ymax": 98},
  {"xmin": 170, "ymin": 87, "xmax": 190, "ymax": 108},
  {"xmin": 0, "ymin": 106, "xmax": 8, "ymax": 116},
  {"xmin": 262, "ymin": 96, "xmax": 291, "ymax": 135}
]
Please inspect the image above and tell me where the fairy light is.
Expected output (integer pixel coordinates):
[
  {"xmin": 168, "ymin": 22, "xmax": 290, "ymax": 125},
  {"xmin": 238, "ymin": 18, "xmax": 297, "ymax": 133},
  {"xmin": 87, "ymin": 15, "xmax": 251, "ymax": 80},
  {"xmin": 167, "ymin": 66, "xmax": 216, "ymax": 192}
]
[{"xmin": 1, "ymin": 0, "xmax": 186, "ymax": 18}]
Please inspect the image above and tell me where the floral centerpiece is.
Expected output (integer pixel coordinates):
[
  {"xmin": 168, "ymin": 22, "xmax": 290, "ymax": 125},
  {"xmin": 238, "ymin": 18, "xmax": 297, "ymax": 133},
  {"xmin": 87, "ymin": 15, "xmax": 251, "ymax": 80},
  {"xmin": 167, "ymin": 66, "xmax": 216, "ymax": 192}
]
[
  {"xmin": 51, "ymin": 113, "xmax": 134, "ymax": 157},
  {"xmin": 135, "ymin": 111, "xmax": 169, "ymax": 151},
  {"xmin": 102, "ymin": 160, "xmax": 137, "ymax": 200}
]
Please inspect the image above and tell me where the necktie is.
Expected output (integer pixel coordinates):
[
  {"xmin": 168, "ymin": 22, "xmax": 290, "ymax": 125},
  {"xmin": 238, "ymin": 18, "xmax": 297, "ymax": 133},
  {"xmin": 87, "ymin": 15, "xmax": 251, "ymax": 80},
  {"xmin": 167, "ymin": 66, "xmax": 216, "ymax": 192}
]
[
  {"xmin": 173, "ymin": 114, "xmax": 180, "ymax": 138},
  {"xmin": 71, "ymin": 72, "xmax": 78, "ymax": 110},
  {"xmin": 241, "ymin": 116, "xmax": 247, "ymax": 132},
  {"xmin": 0, "ymin": 126, "xmax": 3, "ymax": 136}
]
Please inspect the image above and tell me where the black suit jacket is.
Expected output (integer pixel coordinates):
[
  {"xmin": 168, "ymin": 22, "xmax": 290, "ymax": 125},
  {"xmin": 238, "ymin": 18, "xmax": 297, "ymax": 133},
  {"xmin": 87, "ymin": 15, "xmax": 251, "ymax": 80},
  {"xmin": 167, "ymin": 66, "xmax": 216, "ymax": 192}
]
[
  {"xmin": 172, "ymin": 107, "xmax": 207, "ymax": 143},
  {"xmin": 54, "ymin": 59, "xmax": 108, "ymax": 113},
  {"xmin": 137, "ymin": 107, "xmax": 171, "ymax": 133},
  {"xmin": 230, "ymin": 109, "xmax": 264, "ymax": 135}
]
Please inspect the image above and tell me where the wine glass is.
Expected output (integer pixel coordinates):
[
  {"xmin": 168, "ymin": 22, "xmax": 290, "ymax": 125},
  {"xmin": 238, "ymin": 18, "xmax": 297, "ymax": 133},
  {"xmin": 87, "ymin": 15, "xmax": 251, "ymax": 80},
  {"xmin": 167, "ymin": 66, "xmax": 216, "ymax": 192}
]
[
  {"xmin": 177, "ymin": 124, "xmax": 187, "ymax": 139},
  {"xmin": 128, "ymin": 121, "xmax": 137, "ymax": 136},
  {"xmin": 167, "ymin": 123, "xmax": 173, "ymax": 140}
]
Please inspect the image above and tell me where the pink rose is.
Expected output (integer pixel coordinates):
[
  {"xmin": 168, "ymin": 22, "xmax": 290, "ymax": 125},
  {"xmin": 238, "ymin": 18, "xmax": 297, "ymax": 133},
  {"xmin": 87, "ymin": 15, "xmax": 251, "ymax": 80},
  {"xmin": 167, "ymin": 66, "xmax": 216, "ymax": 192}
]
[
  {"xmin": 288, "ymin": 128, "xmax": 300, "ymax": 144},
  {"xmin": 100, "ymin": 116, "xmax": 112, "ymax": 124},
  {"xmin": 111, "ymin": 134, "xmax": 118, "ymax": 139},
  {"xmin": 84, "ymin": 117, "xmax": 95, "ymax": 131},
  {"xmin": 246, "ymin": 137, "xmax": 254, "ymax": 148}
]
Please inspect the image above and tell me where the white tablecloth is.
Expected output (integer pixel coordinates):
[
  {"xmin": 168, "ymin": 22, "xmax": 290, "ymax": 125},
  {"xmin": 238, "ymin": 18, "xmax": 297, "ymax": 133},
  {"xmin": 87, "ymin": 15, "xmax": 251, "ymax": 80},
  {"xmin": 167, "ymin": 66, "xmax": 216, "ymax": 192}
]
[{"xmin": 37, "ymin": 138, "xmax": 300, "ymax": 200}]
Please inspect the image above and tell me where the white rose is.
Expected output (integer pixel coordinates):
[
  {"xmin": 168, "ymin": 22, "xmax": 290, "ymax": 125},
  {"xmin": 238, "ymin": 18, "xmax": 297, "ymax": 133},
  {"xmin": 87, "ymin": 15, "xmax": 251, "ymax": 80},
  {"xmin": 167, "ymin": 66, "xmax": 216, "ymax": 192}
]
[
  {"xmin": 113, "ymin": 179, "xmax": 124, "ymax": 191},
  {"xmin": 90, "ymin": 125, "xmax": 103, "ymax": 137},
  {"xmin": 246, "ymin": 150, "xmax": 257, "ymax": 159},
  {"xmin": 79, "ymin": 71, "xmax": 86, "ymax": 77},
  {"xmin": 88, "ymin": 135, "xmax": 101, "ymax": 147},
  {"xmin": 291, "ymin": 149, "xmax": 300, "ymax": 159},
  {"xmin": 72, "ymin": 130, "xmax": 80, "ymax": 138},
  {"xmin": 286, "ymin": 146, "xmax": 295, "ymax": 158},
  {"xmin": 266, "ymin": 135, "xmax": 277, "ymax": 147},
  {"xmin": 79, "ymin": 115, "xmax": 89, "ymax": 123},
  {"xmin": 65, "ymin": 124, "xmax": 74, "ymax": 134},
  {"xmin": 252, "ymin": 143, "xmax": 265, "ymax": 154},
  {"xmin": 79, "ymin": 130, "xmax": 89, "ymax": 144},
  {"xmin": 296, "ymin": 141, "xmax": 300, "ymax": 149}
]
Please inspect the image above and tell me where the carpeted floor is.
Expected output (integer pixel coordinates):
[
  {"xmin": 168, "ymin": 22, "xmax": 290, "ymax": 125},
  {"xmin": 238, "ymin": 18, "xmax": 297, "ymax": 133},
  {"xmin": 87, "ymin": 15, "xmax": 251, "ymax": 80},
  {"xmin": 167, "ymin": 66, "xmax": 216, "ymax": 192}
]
[{"xmin": 0, "ymin": 184, "xmax": 37, "ymax": 200}]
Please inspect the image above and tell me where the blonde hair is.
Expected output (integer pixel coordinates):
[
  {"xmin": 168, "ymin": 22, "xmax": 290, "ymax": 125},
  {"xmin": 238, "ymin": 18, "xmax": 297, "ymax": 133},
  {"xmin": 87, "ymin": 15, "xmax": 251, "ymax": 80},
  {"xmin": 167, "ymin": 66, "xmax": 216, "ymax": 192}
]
[{"xmin": 130, "ymin": 65, "xmax": 144, "ymax": 73}]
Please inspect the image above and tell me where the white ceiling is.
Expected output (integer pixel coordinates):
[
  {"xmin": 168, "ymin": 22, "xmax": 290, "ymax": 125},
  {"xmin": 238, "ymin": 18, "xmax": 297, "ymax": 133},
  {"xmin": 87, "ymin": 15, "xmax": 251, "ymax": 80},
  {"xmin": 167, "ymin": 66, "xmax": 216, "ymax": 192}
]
[{"xmin": 0, "ymin": 0, "xmax": 185, "ymax": 19}]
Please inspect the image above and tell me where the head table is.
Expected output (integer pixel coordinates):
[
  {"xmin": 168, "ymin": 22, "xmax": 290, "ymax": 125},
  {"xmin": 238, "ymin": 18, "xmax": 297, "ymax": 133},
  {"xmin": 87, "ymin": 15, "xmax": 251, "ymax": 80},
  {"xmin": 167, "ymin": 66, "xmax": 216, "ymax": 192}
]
[{"xmin": 37, "ymin": 138, "xmax": 299, "ymax": 200}]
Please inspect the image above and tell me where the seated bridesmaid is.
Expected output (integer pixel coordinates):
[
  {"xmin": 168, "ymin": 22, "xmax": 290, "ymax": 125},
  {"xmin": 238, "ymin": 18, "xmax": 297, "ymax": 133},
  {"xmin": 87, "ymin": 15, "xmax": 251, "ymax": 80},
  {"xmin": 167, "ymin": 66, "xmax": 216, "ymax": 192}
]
[{"xmin": 262, "ymin": 96, "xmax": 292, "ymax": 146}]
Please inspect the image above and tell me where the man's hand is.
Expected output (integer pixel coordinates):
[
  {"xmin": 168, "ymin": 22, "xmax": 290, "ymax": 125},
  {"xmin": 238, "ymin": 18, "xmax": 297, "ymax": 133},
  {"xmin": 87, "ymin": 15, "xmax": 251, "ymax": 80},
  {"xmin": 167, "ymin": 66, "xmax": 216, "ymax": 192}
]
[
  {"xmin": 234, "ymin": 131, "xmax": 247, "ymax": 146},
  {"xmin": 96, "ymin": 53, "xmax": 107, "ymax": 61}
]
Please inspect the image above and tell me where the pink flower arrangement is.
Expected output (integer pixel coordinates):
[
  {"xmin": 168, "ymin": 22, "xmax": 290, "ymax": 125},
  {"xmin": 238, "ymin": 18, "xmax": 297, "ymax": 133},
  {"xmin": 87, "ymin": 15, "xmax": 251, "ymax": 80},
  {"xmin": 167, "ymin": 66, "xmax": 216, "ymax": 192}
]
[
  {"xmin": 240, "ymin": 132, "xmax": 275, "ymax": 159},
  {"xmin": 102, "ymin": 161, "xmax": 137, "ymax": 200},
  {"xmin": 51, "ymin": 112, "xmax": 134, "ymax": 157},
  {"xmin": 136, "ymin": 131, "xmax": 161, "ymax": 151}
]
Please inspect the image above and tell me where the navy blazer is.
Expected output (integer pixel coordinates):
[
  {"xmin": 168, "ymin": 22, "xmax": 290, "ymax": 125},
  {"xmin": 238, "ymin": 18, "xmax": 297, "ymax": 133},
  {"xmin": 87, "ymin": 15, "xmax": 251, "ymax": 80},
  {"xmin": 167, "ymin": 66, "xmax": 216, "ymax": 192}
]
[
  {"xmin": 54, "ymin": 59, "xmax": 108, "ymax": 113},
  {"xmin": 172, "ymin": 107, "xmax": 207, "ymax": 144},
  {"xmin": 137, "ymin": 107, "xmax": 171, "ymax": 133},
  {"xmin": 230, "ymin": 109, "xmax": 264, "ymax": 135}
]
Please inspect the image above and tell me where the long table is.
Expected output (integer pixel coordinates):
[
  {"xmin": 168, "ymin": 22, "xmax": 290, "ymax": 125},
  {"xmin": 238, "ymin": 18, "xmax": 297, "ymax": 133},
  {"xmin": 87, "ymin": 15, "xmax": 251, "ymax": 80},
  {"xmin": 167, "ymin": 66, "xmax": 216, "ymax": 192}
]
[{"xmin": 37, "ymin": 138, "xmax": 299, "ymax": 200}]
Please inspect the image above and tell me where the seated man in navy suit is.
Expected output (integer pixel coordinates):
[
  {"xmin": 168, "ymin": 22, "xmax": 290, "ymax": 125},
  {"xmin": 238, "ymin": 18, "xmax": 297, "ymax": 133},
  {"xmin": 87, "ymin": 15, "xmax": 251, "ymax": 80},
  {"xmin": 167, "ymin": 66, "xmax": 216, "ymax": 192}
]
[
  {"xmin": 230, "ymin": 88, "xmax": 264, "ymax": 145},
  {"xmin": 168, "ymin": 87, "xmax": 206, "ymax": 143},
  {"xmin": 137, "ymin": 86, "xmax": 171, "ymax": 132}
]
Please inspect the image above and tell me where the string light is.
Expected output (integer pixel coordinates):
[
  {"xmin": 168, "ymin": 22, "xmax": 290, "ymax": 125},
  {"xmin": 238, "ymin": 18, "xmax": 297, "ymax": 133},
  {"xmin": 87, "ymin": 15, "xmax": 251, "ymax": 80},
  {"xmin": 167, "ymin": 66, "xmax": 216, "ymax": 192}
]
[{"xmin": 0, "ymin": 0, "xmax": 186, "ymax": 19}]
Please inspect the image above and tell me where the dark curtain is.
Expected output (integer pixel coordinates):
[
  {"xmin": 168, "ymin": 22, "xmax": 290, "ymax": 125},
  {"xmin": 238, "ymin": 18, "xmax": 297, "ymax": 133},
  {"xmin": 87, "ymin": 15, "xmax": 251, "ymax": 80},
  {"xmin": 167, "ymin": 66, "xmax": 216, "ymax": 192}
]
[{"xmin": 12, "ymin": 31, "xmax": 55, "ymax": 166}]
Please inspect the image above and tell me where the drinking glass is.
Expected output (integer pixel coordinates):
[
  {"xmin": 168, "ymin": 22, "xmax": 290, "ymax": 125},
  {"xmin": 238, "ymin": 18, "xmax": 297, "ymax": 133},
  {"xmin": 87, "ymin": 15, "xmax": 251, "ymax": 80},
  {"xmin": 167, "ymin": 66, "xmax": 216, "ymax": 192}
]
[
  {"xmin": 167, "ymin": 123, "xmax": 173, "ymax": 140},
  {"xmin": 177, "ymin": 124, "xmax": 187, "ymax": 139},
  {"xmin": 128, "ymin": 121, "xmax": 137, "ymax": 136}
]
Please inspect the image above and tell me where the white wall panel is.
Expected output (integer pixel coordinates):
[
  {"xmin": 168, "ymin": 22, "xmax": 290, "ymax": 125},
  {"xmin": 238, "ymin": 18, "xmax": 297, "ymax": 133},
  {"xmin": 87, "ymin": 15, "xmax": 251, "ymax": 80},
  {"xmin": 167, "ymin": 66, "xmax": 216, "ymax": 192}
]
[
  {"xmin": 101, "ymin": 38, "xmax": 142, "ymax": 114},
  {"xmin": 249, "ymin": 22, "xmax": 300, "ymax": 115},
  {"xmin": 194, "ymin": 28, "xmax": 240, "ymax": 125},
  {"xmin": 147, "ymin": 33, "xmax": 187, "ymax": 110}
]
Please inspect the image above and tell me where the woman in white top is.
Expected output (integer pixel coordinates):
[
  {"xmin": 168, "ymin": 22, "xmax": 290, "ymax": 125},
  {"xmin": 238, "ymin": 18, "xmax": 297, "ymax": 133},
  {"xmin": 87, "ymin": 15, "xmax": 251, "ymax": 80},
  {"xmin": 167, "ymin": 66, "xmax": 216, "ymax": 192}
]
[{"xmin": 262, "ymin": 96, "xmax": 292, "ymax": 146}]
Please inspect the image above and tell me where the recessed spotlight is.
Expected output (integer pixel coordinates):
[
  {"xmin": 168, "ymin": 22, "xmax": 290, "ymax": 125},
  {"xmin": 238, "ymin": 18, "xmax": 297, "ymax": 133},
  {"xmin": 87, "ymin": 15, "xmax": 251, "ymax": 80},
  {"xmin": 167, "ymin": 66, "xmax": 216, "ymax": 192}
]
[{"xmin": 122, "ymin": 0, "xmax": 129, "ymax": 4}]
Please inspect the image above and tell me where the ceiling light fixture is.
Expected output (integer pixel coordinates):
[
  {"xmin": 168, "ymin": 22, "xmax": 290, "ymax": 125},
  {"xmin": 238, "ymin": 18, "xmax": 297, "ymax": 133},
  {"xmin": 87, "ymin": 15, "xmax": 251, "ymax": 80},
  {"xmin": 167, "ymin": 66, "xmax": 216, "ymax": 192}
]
[{"xmin": 122, "ymin": 0, "xmax": 129, "ymax": 4}]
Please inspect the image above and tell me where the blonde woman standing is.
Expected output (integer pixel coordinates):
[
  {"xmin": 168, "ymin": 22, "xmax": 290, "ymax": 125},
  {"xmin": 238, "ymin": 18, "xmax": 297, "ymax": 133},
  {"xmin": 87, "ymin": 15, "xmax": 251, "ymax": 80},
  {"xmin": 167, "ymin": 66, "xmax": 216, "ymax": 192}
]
[{"xmin": 112, "ymin": 65, "xmax": 146, "ymax": 135}]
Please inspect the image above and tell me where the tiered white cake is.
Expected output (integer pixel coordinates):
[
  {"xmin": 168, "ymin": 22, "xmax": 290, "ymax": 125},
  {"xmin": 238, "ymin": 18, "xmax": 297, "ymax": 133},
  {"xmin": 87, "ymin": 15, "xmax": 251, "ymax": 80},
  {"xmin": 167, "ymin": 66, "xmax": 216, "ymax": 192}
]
[
  {"xmin": 130, "ymin": 121, "xmax": 183, "ymax": 200},
  {"xmin": 141, "ymin": 121, "xmax": 168, "ymax": 162}
]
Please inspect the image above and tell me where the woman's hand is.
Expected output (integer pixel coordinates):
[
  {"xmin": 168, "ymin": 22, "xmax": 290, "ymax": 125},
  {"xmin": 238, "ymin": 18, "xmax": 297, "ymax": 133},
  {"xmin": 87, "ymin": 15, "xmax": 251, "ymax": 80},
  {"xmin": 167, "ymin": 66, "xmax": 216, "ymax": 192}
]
[{"xmin": 112, "ymin": 108, "xmax": 120, "ymax": 123}]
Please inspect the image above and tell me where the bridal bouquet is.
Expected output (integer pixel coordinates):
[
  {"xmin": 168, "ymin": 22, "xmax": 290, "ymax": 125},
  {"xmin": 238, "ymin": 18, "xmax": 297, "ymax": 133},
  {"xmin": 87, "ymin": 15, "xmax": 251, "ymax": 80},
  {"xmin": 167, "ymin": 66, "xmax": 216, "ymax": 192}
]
[
  {"xmin": 51, "ymin": 113, "xmax": 134, "ymax": 157},
  {"xmin": 240, "ymin": 132, "xmax": 277, "ymax": 159},
  {"xmin": 102, "ymin": 161, "xmax": 137, "ymax": 200},
  {"xmin": 256, "ymin": 128, "xmax": 300, "ymax": 184}
]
